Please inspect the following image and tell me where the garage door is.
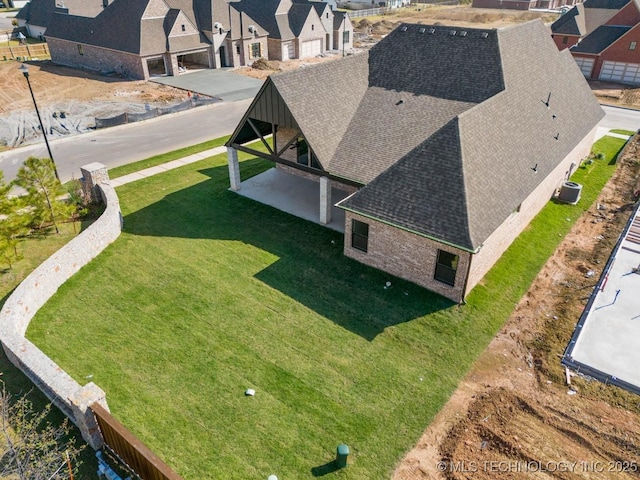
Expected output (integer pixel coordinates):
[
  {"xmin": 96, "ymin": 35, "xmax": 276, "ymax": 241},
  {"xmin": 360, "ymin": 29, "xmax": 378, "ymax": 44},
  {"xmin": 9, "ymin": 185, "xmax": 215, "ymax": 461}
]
[
  {"xmin": 300, "ymin": 39, "xmax": 322, "ymax": 58},
  {"xmin": 599, "ymin": 61, "xmax": 640, "ymax": 85},
  {"xmin": 282, "ymin": 43, "xmax": 294, "ymax": 61},
  {"xmin": 574, "ymin": 57, "xmax": 594, "ymax": 78}
]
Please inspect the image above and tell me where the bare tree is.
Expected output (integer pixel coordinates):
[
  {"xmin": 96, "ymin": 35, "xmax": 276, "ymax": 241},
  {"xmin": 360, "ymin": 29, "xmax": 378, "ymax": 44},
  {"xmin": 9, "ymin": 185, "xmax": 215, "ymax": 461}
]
[{"xmin": 0, "ymin": 383, "xmax": 85, "ymax": 479}]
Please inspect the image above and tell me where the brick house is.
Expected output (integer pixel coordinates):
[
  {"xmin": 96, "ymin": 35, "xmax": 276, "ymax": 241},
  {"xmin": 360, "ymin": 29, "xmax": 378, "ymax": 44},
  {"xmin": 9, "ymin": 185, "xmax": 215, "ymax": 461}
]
[
  {"xmin": 552, "ymin": 0, "xmax": 640, "ymax": 84},
  {"xmin": 225, "ymin": 21, "xmax": 603, "ymax": 302},
  {"xmin": 21, "ymin": 0, "xmax": 352, "ymax": 80}
]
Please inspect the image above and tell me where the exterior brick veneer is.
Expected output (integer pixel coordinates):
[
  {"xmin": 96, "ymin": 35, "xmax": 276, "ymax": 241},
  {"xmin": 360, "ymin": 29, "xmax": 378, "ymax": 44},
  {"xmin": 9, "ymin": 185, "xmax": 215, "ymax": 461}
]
[
  {"xmin": 0, "ymin": 164, "xmax": 122, "ymax": 449},
  {"xmin": 344, "ymin": 126, "xmax": 597, "ymax": 303}
]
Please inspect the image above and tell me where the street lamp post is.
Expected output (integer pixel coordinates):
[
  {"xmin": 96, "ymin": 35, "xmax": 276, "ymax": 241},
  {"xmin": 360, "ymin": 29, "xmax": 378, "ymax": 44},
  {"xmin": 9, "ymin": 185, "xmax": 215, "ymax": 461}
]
[{"xmin": 18, "ymin": 63, "xmax": 60, "ymax": 181}]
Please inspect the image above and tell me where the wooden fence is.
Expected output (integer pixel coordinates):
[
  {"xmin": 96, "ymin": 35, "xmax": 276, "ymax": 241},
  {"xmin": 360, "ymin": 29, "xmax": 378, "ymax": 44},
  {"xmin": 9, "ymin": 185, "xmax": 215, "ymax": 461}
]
[
  {"xmin": 91, "ymin": 403, "xmax": 184, "ymax": 480},
  {"xmin": 0, "ymin": 43, "xmax": 50, "ymax": 61}
]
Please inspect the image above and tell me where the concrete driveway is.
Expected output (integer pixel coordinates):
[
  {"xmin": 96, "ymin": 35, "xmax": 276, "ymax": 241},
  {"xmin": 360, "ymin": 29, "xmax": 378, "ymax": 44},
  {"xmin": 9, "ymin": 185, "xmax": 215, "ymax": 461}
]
[{"xmin": 150, "ymin": 68, "xmax": 263, "ymax": 102}]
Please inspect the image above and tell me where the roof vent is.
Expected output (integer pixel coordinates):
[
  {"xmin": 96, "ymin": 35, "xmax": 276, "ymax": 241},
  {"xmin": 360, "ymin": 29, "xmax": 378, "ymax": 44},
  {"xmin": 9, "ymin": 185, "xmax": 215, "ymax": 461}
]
[
  {"xmin": 481, "ymin": 32, "xmax": 489, "ymax": 38},
  {"xmin": 428, "ymin": 28, "xmax": 436, "ymax": 34},
  {"xmin": 459, "ymin": 31, "xmax": 467, "ymax": 37},
  {"xmin": 419, "ymin": 27, "xmax": 426, "ymax": 33},
  {"xmin": 401, "ymin": 26, "xmax": 408, "ymax": 32},
  {"xmin": 449, "ymin": 30, "xmax": 456, "ymax": 36}
]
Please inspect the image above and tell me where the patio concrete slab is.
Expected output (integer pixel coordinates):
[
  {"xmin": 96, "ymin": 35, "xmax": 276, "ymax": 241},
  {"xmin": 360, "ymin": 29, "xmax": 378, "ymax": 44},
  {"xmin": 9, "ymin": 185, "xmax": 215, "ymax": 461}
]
[
  {"xmin": 565, "ymin": 207, "xmax": 640, "ymax": 390},
  {"xmin": 234, "ymin": 168, "xmax": 350, "ymax": 233},
  {"xmin": 150, "ymin": 69, "xmax": 263, "ymax": 102}
]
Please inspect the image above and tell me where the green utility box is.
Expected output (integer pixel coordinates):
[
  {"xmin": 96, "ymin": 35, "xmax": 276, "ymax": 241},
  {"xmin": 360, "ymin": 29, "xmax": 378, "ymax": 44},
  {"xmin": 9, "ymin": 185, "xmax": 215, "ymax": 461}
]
[{"xmin": 335, "ymin": 444, "xmax": 349, "ymax": 468}]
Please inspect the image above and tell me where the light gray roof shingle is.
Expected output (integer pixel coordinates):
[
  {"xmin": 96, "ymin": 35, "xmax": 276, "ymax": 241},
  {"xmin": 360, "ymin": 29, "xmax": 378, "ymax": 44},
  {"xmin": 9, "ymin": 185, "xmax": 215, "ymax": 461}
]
[{"xmin": 232, "ymin": 21, "xmax": 603, "ymax": 250}]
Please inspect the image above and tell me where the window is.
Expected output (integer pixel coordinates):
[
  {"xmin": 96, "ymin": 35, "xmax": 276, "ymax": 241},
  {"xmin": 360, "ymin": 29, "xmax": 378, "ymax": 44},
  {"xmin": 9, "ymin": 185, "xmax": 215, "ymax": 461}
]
[
  {"xmin": 434, "ymin": 250, "xmax": 458, "ymax": 286},
  {"xmin": 326, "ymin": 12, "xmax": 329, "ymax": 18},
  {"xmin": 351, "ymin": 220, "xmax": 369, "ymax": 252},
  {"xmin": 343, "ymin": 30, "xmax": 350, "ymax": 44},
  {"xmin": 236, "ymin": 44, "xmax": 240, "ymax": 55},
  {"xmin": 630, "ymin": 41, "xmax": 637, "ymax": 51},
  {"xmin": 562, "ymin": 36, "xmax": 568, "ymax": 45},
  {"xmin": 181, "ymin": 24, "xmax": 186, "ymax": 32},
  {"xmin": 312, "ymin": 24, "xmax": 315, "ymax": 31},
  {"xmin": 250, "ymin": 42, "xmax": 261, "ymax": 59},
  {"xmin": 296, "ymin": 137, "xmax": 321, "ymax": 169},
  {"xmin": 77, "ymin": 44, "xmax": 84, "ymax": 55}
]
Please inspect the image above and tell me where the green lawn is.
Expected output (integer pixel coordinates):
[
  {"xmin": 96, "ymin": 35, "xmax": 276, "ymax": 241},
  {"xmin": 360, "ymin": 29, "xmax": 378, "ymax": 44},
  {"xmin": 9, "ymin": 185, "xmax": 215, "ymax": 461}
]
[
  {"xmin": 108, "ymin": 136, "xmax": 230, "ymax": 179},
  {"xmin": 26, "ymin": 136, "xmax": 626, "ymax": 479}
]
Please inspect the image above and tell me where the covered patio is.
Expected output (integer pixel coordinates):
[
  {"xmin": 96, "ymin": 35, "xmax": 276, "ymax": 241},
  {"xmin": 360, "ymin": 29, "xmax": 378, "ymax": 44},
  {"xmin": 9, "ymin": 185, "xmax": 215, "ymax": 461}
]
[{"xmin": 231, "ymin": 167, "xmax": 351, "ymax": 233}]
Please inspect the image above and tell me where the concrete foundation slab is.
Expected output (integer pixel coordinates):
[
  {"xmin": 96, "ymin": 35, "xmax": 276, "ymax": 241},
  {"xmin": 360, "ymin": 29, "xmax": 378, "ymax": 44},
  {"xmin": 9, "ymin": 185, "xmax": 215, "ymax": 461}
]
[
  {"xmin": 564, "ymin": 205, "xmax": 640, "ymax": 392},
  {"xmin": 235, "ymin": 168, "xmax": 350, "ymax": 233}
]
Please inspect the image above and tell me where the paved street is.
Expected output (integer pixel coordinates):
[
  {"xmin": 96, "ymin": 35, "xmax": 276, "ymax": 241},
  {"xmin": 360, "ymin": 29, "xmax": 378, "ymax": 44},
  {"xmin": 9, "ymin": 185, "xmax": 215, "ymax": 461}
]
[{"xmin": 0, "ymin": 98, "xmax": 252, "ymax": 182}]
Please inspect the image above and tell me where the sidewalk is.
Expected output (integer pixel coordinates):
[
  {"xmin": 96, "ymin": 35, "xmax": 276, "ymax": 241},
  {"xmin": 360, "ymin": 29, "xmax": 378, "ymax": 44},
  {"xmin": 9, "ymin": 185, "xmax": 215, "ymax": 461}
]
[{"xmin": 110, "ymin": 145, "xmax": 227, "ymax": 187}]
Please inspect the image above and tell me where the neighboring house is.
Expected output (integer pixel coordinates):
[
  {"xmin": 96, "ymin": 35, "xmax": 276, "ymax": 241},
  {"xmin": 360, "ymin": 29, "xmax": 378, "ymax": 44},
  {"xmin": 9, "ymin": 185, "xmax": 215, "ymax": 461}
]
[
  {"xmin": 225, "ymin": 21, "xmax": 603, "ymax": 303},
  {"xmin": 552, "ymin": 0, "xmax": 640, "ymax": 84},
  {"xmin": 14, "ymin": 0, "xmax": 105, "ymax": 39},
  {"xmin": 231, "ymin": 0, "xmax": 352, "ymax": 60},
  {"xmin": 472, "ymin": 0, "xmax": 580, "ymax": 11},
  {"xmin": 333, "ymin": 10, "xmax": 354, "ymax": 51},
  {"xmin": 18, "ymin": 0, "xmax": 352, "ymax": 80}
]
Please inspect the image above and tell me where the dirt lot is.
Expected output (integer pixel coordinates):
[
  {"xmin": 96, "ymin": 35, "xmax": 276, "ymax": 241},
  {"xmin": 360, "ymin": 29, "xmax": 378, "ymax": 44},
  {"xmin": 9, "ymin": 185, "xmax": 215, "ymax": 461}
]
[
  {"xmin": 394, "ymin": 136, "xmax": 640, "ymax": 480},
  {"xmin": 0, "ymin": 61, "xmax": 186, "ymax": 148}
]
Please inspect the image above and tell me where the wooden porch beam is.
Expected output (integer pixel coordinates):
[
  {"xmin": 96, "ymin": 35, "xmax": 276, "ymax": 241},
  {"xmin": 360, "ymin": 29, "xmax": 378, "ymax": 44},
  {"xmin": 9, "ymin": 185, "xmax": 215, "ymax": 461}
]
[
  {"xmin": 229, "ymin": 142, "xmax": 362, "ymax": 188},
  {"xmin": 247, "ymin": 118, "xmax": 274, "ymax": 155}
]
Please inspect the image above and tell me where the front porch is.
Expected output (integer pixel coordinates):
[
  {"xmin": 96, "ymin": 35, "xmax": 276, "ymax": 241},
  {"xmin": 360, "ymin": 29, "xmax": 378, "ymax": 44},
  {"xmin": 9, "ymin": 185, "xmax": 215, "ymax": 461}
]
[{"xmin": 231, "ymin": 167, "xmax": 350, "ymax": 233}]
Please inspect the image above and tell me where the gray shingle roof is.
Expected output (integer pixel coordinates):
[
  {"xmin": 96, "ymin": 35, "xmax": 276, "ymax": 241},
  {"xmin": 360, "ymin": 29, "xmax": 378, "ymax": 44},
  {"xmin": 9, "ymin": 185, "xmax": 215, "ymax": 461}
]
[
  {"xmin": 551, "ymin": 3, "xmax": 586, "ymax": 36},
  {"xmin": 44, "ymin": 0, "xmax": 212, "ymax": 55},
  {"xmin": 340, "ymin": 21, "xmax": 603, "ymax": 250},
  {"xmin": 16, "ymin": 0, "xmax": 105, "ymax": 26},
  {"xmin": 238, "ymin": 21, "xmax": 602, "ymax": 251},
  {"xmin": 571, "ymin": 24, "xmax": 631, "ymax": 53}
]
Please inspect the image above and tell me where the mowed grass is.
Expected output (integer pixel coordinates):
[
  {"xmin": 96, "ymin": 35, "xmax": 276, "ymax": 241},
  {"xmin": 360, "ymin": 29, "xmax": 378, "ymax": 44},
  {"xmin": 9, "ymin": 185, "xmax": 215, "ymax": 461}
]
[{"xmin": 26, "ymin": 136, "xmax": 626, "ymax": 479}]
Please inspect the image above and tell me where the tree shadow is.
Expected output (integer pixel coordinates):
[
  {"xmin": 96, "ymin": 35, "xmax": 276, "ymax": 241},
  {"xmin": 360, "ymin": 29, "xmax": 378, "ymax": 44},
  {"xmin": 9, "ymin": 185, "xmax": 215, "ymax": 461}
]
[{"xmin": 121, "ymin": 160, "xmax": 453, "ymax": 341}]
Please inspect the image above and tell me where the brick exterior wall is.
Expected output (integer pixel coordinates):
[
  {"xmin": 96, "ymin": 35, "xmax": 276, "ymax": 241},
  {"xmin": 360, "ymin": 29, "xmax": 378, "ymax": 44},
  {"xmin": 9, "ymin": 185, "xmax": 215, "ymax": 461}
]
[
  {"xmin": 342, "ymin": 126, "xmax": 597, "ymax": 302},
  {"xmin": 48, "ymin": 37, "xmax": 147, "ymax": 79},
  {"xmin": 604, "ymin": 1, "xmax": 640, "ymax": 26},
  {"xmin": 344, "ymin": 212, "xmax": 472, "ymax": 302},
  {"xmin": 599, "ymin": 23, "xmax": 640, "ymax": 64},
  {"xmin": 464, "ymin": 125, "xmax": 597, "ymax": 296},
  {"xmin": 552, "ymin": 34, "xmax": 580, "ymax": 50}
]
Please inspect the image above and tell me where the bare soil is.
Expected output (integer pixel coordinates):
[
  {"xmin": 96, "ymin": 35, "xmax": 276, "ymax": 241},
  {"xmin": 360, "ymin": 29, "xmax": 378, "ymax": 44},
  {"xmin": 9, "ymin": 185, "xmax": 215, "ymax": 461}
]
[
  {"xmin": 0, "ymin": 61, "xmax": 186, "ymax": 148},
  {"xmin": 394, "ymin": 137, "xmax": 640, "ymax": 480}
]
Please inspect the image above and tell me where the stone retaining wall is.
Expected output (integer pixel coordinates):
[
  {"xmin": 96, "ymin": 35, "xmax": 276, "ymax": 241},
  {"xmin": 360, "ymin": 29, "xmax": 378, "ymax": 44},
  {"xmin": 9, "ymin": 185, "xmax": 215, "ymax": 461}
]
[{"xmin": 0, "ymin": 163, "xmax": 121, "ymax": 449}]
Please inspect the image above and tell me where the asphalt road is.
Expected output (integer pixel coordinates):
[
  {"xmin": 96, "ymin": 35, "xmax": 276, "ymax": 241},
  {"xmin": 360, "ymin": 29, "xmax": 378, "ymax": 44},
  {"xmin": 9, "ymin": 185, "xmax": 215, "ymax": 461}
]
[
  {"xmin": 600, "ymin": 105, "xmax": 640, "ymax": 131},
  {"xmin": 0, "ymin": 101, "xmax": 638, "ymax": 183},
  {"xmin": 0, "ymin": 98, "xmax": 252, "ymax": 182}
]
